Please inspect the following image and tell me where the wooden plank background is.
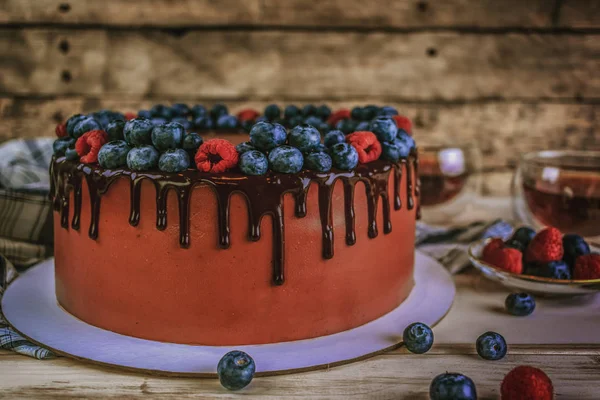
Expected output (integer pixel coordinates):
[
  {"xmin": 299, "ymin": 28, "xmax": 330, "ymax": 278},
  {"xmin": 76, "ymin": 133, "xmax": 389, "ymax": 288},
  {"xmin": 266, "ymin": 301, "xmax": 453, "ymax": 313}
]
[{"xmin": 0, "ymin": 0, "xmax": 598, "ymax": 195}]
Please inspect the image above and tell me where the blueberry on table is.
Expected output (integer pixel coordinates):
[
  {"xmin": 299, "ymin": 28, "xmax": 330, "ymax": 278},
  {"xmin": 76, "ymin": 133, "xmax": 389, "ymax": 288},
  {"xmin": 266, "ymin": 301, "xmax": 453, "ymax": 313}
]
[
  {"xmin": 324, "ymin": 130, "xmax": 346, "ymax": 148},
  {"xmin": 430, "ymin": 373, "xmax": 477, "ymax": 400},
  {"xmin": 151, "ymin": 122, "xmax": 185, "ymax": 151},
  {"xmin": 216, "ymin": 115, "xmax": 238, "ymax": 130},
  {"xmin": 264, "ymin": 104, "xmax": 281, "ymax": 121},
  {"xmin": 171, "ymin": 103, "xmax": 190, "ymax": 117},
  {"xmin": 562, "ymin": 233, "xmax": 590, "ymax": 269},
  {"xmin": 210, "ymin": 103, "xmax": 229, "ymax": 120},
  {"xmin": 191, "ymin": 104, "xmax": 207, "ymax": 119},
  {"xmin": 235, "ymin": 141, "xmax": 255, "ymax": 155},
  {"xmin": 505, "ymin": 292, "xmax": 536, "ymax": 316},
  {"xmin": 301, "ymin": 104, "xmax": 317, "ymax": 117},
  {"xmin": 98, "ymin": 140, "xmax": 131, "ymax": 169},
  {"xmin": 402, "ymin": 322, "xmax": 434, "ymax": 354},
  {"xmin": 217, "ymin": 350, "xmax": 255, "ymax": 391},
  {"xmin": 268, "ymin": 145, "xmax": 304, "ymax": 173},
  {"xmin": 526, "ymin": 260, "xmax": 571, "ymax": 279},
  {"xmin": 335, "ymin": 119, "xmax": 357, "ymax": 135},
  {"xmin": 476, "ymin": 331, "xmax": 507, "ymax": 361},
  {"xmin": 505, "ymin": 239, "xmax": 525, "ymax": 253},
  {"xmin": 124, "ymin": 118, "xmax": 154, "ymax": 146},
  {"xmin": 150, "ymin": 104, "xmax": 173, "ymax": 120},
  {"xmin": 249, "ymin": 121, "xmax": 287, "ymax": 152},
  {"xmin": 239, "ymin": 150, "xmax": 269, "ymax": 176},
  {"xmin": 73, "ymin": 116, "xmax": 102, "ymax": 139},
  {"xmin": 53, "ymin": 137, "xmax": 75, "ymax": 156},
  {"xmin": 284, "ymin": 104, "xmax": 300, "ymax": 120},
  {"xmin": 316, "ymin": 104, "xmax": 331, "ymax": 120},
  {"xmin": 369, "ymin": 116, "xmax": 398, "ymax": 143},
  {"xmin": 65, "ymin": 147, "xmax": 79, "ymax": 161},
  {"xmin": 304, "ymin": 151, "xmax": 333, "ymax": 172},
  {"xmin": 330, "ymin": 143, "xmax": 359, "ymax": 171},
  {"xmin": 159, "ymin": 149, "xmax": 190, "ymax": 173},
  {"xmin": 510, "ymin": 226, "xmax": 536, "ymax": 248},
  {"xmin": 106, "ymin": 120, "xmax": 125, "ymax": 141},
  {"xmin": 126, "ymin": 145, "xmax": 159, "ymax": 171},
  {"xmin": 182, "ymin": 132, "xmax": 203, "ymax": 154},
  {"xmin": 288, "ymin": 124, "xmax": 321, "ymax": 153},
  {"xmin": 378, "ymin": 106, "xmax": 399, "ymax": 116},
  {"xmin": 137, "ymin": 110, "xmax": 152, "ymax": 119},
  {"xmin": 65, "ymin": 114, "xmax": 86, "ymax": 137}
]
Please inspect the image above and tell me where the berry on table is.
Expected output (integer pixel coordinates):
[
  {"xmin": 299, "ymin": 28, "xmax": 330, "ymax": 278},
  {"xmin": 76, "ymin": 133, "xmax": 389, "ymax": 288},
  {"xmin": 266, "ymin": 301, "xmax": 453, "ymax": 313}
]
[
  {"xmin": 510, "ymin": 226, "xmax": 536, "ymax": 248},
  {"xmin": 402, "ymin": 322, "xmax": 434, "ymax": 354},
  {"xmin": 505, "ymin": 293, "xmax": 536, "ymax": 316},
  {"xmin": 525, "ymin": 260, "xmax": 571, "ymax": 279},
  {"xmin": 268, "ymin": 145, "xmax": 304, "ymax": 174},
  {"xmin": 53, "ymin": 137, "xmax": 75, "ymax": 156},
  {"xmin": 106, "ymin": 119, "xmax": 125, "ymax": 141},
  {"xmin": 217, "ymin": 350, "xmax": 255, "ymax": 391},
  {"xmin": 182, "ymin": 132, "xmax": 203, "ymax": 155},
  {"xmin": 195, "ymin": 139, "xmax": 239, "ymax": 173},
  {"xmin": 429, "ymin": 373, "xmax": 477, "ymax": 400},
  {"xmin": 127, "ymin": 145, "xmax": 159, "ymax": 171},
  {"xmin": 476, "ymin": 331, "xmax": 507, "ymax": 361},
  {"xmin": 525, "ymin": 227, "xmax": 564, "ymax": 264},
  {"xmin": 75, "ymin": 130, "xmax": 109, "ymax": 164},
  {"xmin": 124, "ymin": 118, "xmax": 154, "ymax": 146},
  {"xmin": 501, "ymin": 366, "xmax": 553, "ymax": 400},
  {"xmin": 482, "ymin": 247, "xmax": 523, "ymax": 274},
  {"xmin": 324, "ymin": 130, "xmax": 346, "ymax": 148},
  {"xmin": 151, "ymin": 122, "xmax": 185, "ymax": 151},
  {"xmin": 346, "ymin": 131, "xmax": 382, "ymax": 164},
  {"xmin": 239, "ymin": 150, "xmax": 269, "ymax": 176},
  {"xmin": 573, "ymin": 253, "xmax": 600, "ymax": 280},
  {"xmin": 482, "ymin": 238, "xmax": 505, "ymax": 260},
  {"xmin": 159, "ymin": 149, "xmax": 190, "ymax": 173},
  {"xmin": 249, "ymin": 121, "xmax": 287, "ymax": 151},
  {"xmin": 98, "ymin": 140, "xmax": 131, "ymax": 169},
  {"xmin": 304, "ymin": 151, "xmax": 333, "ymax": 172},
  {"xmin": 330, "ymin": 142, "xmax": 359, "ymax": 171},
  {"xmin": 73, "ymin": 116, "xmax": 102, "ymax": 139},
  {"xmin": 562, "ymin": 234, "xmax": 590, "ymax": 269},
  {"xmin": 264, "ymin": 104, "xmax": 281, "ymax": 121},
  {"xmin": 288, "ymin": 124, "xmax": 321, "ymax": 153}
]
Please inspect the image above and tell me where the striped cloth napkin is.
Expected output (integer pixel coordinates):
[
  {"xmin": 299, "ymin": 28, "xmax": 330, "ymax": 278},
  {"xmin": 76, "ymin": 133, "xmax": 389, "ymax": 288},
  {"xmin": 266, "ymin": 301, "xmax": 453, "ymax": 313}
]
[{"xmin": 0, "ymin": 138, "xmax": 513, "ymax": 360}]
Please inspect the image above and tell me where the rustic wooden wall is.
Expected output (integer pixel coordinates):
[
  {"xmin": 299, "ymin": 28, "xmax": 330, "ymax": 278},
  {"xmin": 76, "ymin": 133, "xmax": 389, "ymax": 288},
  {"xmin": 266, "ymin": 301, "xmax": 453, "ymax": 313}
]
[{"xmin": 1, "ymin": 0, "xmax": 599, "ymax": 195}]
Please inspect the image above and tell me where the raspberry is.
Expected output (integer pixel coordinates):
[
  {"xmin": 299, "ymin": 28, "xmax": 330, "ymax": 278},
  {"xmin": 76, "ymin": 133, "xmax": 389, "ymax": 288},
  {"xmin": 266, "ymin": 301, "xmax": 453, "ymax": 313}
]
[
  {"xmin": 482, "ymin": 247, "xmax": 523, "ymax": 274},
  {"xmin": 326, "ymin": 109, "xmax": 351, "ymax": 127},
  {"xmin": 75, "ymin": 130, "xmax": 109, "ymax": 164},
  {"xmin": 346, "ymin": 131, "xmax": 382, "ymax": 164},
  {"xmin": 55, "ymin": 123, "xmax": 68, "ymax": 138},
  {"xmin": 237, "ymin": 108, "xmax": 260, "ymax": 122},
  {"xmin": 501, "ymin": 366, "xmax": 553, "ymax": 400},
  {"xmin": 124, "ymin": 112, "xmax": 137, "ymax": 121},
  {"xmin": 195, "ymin": 139, "xmax": 239, "ymax": 173},
  {"xmin": 392, "ymin": 115, "xmax": 412, "ymax": 135},
  {"xmin": 573, "ymin": 253, "xmax": 600, "ymax": 280},
  {"xmin": 525, "ymin": 227, "xmax": 563, "ymax": 263},
  {"xmin": 482, "ymin": 238, "xmax": 504, "ymax": 260}
]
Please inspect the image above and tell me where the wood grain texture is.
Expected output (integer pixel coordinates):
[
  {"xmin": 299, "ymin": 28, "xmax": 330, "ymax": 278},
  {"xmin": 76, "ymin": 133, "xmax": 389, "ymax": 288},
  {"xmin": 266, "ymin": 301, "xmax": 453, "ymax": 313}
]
[
  {"xmin": 558, "ymin": 0, "xmax": 600, "ymax": 28},
  {"xmin": 1, "ymin": 29, "xmax": 598, "ymax": 100},
  {"xmin": 0, "ymin": 0, "xmax": 566, "ymax": 29}
]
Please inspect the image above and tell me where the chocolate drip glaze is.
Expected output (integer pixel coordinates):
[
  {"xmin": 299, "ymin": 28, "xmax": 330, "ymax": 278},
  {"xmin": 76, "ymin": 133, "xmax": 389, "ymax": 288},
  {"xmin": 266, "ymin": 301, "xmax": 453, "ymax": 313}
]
[{"xmin": 50, "ymin": 150, "xmax": 418, "ymax": 285}]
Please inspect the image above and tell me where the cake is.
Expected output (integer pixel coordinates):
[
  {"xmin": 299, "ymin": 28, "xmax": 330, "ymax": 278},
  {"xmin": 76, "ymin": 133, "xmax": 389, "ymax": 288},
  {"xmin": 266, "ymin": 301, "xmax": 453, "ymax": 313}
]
[{"xmin": 49, "ymin": 104, "xmax": 419, "ymax": 346}]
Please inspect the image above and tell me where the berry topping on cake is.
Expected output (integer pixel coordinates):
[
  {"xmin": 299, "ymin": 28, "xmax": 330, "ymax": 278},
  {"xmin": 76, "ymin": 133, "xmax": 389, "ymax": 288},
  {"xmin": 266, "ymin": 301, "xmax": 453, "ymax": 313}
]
[
  {"xmin": 562, "ymin": 233, "xmax": 590, "ymax": 269},
  {"xmin": 150, "ymin": 104, "xmax": 173, "ymax": 120},
  {"xmin": 381, "ymin": 138, "xmax": 409, "ymax": 162},
  {"xmin": 65, "ymin": 114, "xmax": 86, "ymax": 138},
  {"xmin": 573, "ymin": 253, "xmax": 600, "ymax": 280},
  {"xmin": 304, "ymin": 151, "xmax": 333, "ymax": 172},
  {"xmin": 288, "ymin": 124, "xmax": 321, "ymax": 153},
  {"xmin": 330, "ymin": 142, "xmax": 359, "ymax": 171},
  {"xmin": 210, "ymin": 103, "xmax": 229, "ymax": 120},
  {"xmin": 75, "ymin": 130, "xmax": 109, "ymax": 164},
  {"xmin": 98, "ymin": 140, "xmax": 131, "ymax": 169},
  {"xmin": 430, "ymin": 373, "xmax": 477, "ymax": 400},
  {"xmin": 476, "ymin": 331, "xmax": 507, "ymax": 361},
  {"xmin": 525, "ymin": 260, "xmax": 571, "ymax": 279},
  {"xmin": 378, "ymin": 106, "xmax": 399, "ymax": 116},
  {"xmin": 182, "ymin": 132, "xmax": 203, "ymax": 155},
  {"xmin": 217, "ymin": 350, "xmax": 255, "ymax": 391},
  {"xmin": 482, "ymin": 246, "xmax": 523, "ymax": 274},
  {"xmin": 137, "ymin": 110, "xmax": 151, "ymax": 119},
  {"xmin": 301, "ymin": 104, "xmax": 317, "ymax": 117},
  {"xmin": 237, "ymin": 108, "xmax": 260, "ymax": 123},
  {"xmin": 350, "ymin": 106, "xmax": 364, "ymax": 121},
  {"xmin": 346, "ymin": 131, "xmax": 382, "ymax": 164},
  {"xmin": 249, "ymin": 121, "xmax": 287, "ymax": 151},
  {"xmin": 124, "ymin": 118, "xmax": 154, "ymax": 146},
  {"xmin": 324, "ymin": 130, "xmax": 345, "ymax": 148},
  {"xmin": 159, "ymin": 149, "xmax": 190, "ymax": 173},
  {"xmin": 239, "ymin": 150, "xmax": 269, "ymax": 176},
  {"xmin": 106, "ymin": 120, "xmax": 125, "ymax": 142},
  {"xmin": 55, "ymin": 123, "xmax": 67, "ymax": 138},
  {"xmin": 73, "ymin": 116, "xmax": 102, "ymax": 139},
  {"xmin": 216, "ymin": 114, "xmax": 238, "ymax": 130},
  {"xmin": 52, "ymin": 137, "xmax": 75, "ymax": 156},
  {"xmin": 501, "ymin": 366, "xmax": 553, "ymax": 400},
  {"xmin": 65, "ymin": 147, "xmax": 79, "ymax": 161},
  {"xmin": 363, "ymin": 104, "xmax": 380, "ymax": 120},
  {"xmin": 264, "ymin": 104, "xmax": 281, "ymax": 121},
  {"xmin": 284, "ymin": 105, "xmax": 300, "ymax": 119},
  {"xmin": 193, "ymin": 116, "xmax": 213, "ymax": 131},
  {"xmin": 403, "ymin": 322, "xmax": 434, "ymax": 354},
  {"xmin": 335, "ymin": 118, "xmax": 357, "ymax": 135},
  {"xmin": 171, "ymin": 103, "xmax": 190, "ymax": 117},
  {"xmin": 392, "ymin": 115, "xmax": 413, "ymax": 135},
  {"xmin": 127, "ymin": 145, "xmax": 159, "ymax": 171},
  {"xmin": 326, "ymin": 108, "xmax": 351, "ymax": 126},
  {"xmin": 195, "ymin": 139, "xmax": 238, "ymax": 173},
  {"xmin": 268, "ymin": 145, "xmax": 304, "ymax": 174},
  {"xmin": 316, "ymin": 105, "xmax": 331, "ymax": 120},
  {"xmin": 525, "ymin": 227, "xmax": 564, "ymax": 263},
  {"xmin": 151, "ymin": 122, "xmax": 185, "ymax": 151},
  {"xmin": 191, "ymin": 104, "xmax": 207, "ymax": 119},
  {"xmin": 124, "ymin": 112, "xmax": 137, "ymax": 121},
  {"xmin": 235, "ymin": 141, "xmax": 255, "ymax": 155},
  {"xmin": 505, "ymin": 293, "xmax": 536, "ymax": 316}
]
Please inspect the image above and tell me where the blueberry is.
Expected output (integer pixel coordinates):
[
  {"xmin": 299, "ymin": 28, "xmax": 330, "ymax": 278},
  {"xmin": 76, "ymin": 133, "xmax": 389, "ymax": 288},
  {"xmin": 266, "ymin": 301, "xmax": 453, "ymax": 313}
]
[
  {"xmin": 378, "ymin": 106, "xmax": 399, "ymax": 116},
  {"xmin": 193, "ymin": 116, "xmax": 213, "ymax": 130},
  {"xmin": 308, "ymin": 143, "xmax": 328, "ymax": 154},
  {"xmin": 335, "ymin": 119, "xmax": 357, "ymax": 135},
  {"xmin": 381, "ymin": 135, "xmax": 413, "ymax": 162},
  {"xmin": 92, "ymin": 110, "xmax": 125, "ymax": 130},
  {"xmin": 217, "ymin": 350, "xmax": 255, "ymax": 391},
  {"xmin": 355, "ymin": 121, "xmax": 370, "ymax": 131},
  {"xmin": 66, "ymin": 114, "xmax": 86, "ymax": 137},
  {"xmin": 249, "ymin": 121, "xmax": 287, "ymax": 151},
  {"xmin": 402, "ymin": 322, "xmax": 434, "ymax": 354},
  {"xmin": 330, "ymin": 143, "xmax": 358, "ymax": 170},
  {"xmin": 268, "ymin": 145, "xmax": 304, "ymax": 173},
  {"xmin": 106, "ymin": 120, "xmax": 125, "ymax": 141},
  {"xmin": 289, "ymin": 124, "xmax": 321, "ymax": 153},
  {"xmin": 171, "ymin": 103, "xmax": 190, "ymax": 117},
  {"xmin": 351, "ymin": 106, "xmax": 365, "ymax": 121},
  {"xmin": 53, "ymin": 137, "xmax": 75, "ymax": 156},
  {"xmin": 476, "ymin": 331, "xmax": 507, "ymax": 361},
  {"xmin": 284, "ymin": 105, "xmax": 300, "ymax": 120},
  {"xmin": 288, "ymin": 115, "xmax": 304, "ymax": 128},
  {"xmin": 317, "ymin": 122, "xmax": 331, "ymax": 134},
  {"xmin": 235, "ymin": 141, "xmax": 255, "ymax": 155},
  {"xmin": 505, "ymin": 239, "xmax": 525, "ymax": 253},
  {"xmin": 505, "ymin": 293, "xmax": 536, "ymax": 316},
  {"xmin": 124, "ymin": 118, "xmax": 154, "ymax": 146},
  {"xmin": 304, "ymin": 116, "xmax": 323, "ymax": 128},
  {"xmin": 150, "ymin": 104, "xmax": 173, "ymax": 120},
  {"xmin": 369, "ymin": 116, "xmax": 398, "ymax": 142},
  {"xmin": 65, "ymin": 147, "xmax": 79, "ymax": 161},
  {"xmin": 137, "ymin": 110, "xmax": 152, "ymax": 119},
  {"xmin": 171, "ymin": 117, "xmax": 192, "ymax": 132},
  {"xmin": 216, "ymin": 115, "xmax": 238, "ymax": 130},
  {"xmin": 316, "ymin": 105, "xmax": 331, "ymax": 120},
  {"xmin": 324, "ymin": 130, "xmax": 345, "ymax": 148},
  {"xmin": 210, "ymin": 103, "xmax": 228, "ymax": 120},
  {"xmin": 158, "ymin": 149, "xmax": 190, "ymax": 173},
  {"xmin": 126, "ymin": 145, "xmax": 159, "ymax": 171},
  {"xmin": 241, "ymin": 120, "xmax": 255, "ymax": 133},
  {"xmin": 98, "ymin": 140, "xmax": 131, "ymax": 169},
  {"xmin": 182, "ymin": 132, "xmax": 203, "ymax": 155},
  {"xmin": 151, "ymin": 122, "xmax": 185, "ymax": 151},
  {"xmin": 151, "ymin": 118, "xmax": 168, "ymax": 127},
  {"xmin": 562, "ymin": 234, "xmax": 590, "ymax": 269},
  {"xmin": 304, "ymin": 151, "xmax": 332, "ymax": 172},
  {"xmin": 239, "ymin": 150, "xmax": 269, "ymax": 176},
  {"xmin": 264, "ymin": 104, "xmax": 281, "ymax": 121},
  {"xmin": 430, "ymin": 373, "xmax": 477, "ymax": 400},
  {"xmin": 526, "ymin": 260, "xmax": 571, "ymax": 279},
  {"xmin": 363, "ymin": 105, "xmax": 380, "ymax": 120},
  {"xmin": 302, "ymin": 104, "xmax": 317, "ymax": 117},
  {"xmin": 510, "ymin": 227, "xmax": 536, "ymax": 248},
  {"xmin": 73, "ymin": 116, "xmax": 102, "ymax": 139},
  {"xmin": 191, "ymin": 104, "xmax": 207, "ymax": 119}
]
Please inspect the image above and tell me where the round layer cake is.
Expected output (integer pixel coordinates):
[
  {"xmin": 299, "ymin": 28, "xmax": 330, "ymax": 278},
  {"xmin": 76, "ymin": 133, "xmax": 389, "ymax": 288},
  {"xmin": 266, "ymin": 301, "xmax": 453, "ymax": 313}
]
[{"xmin": 50, "ymin": 104, "xmax": 419, "ymax": 346}]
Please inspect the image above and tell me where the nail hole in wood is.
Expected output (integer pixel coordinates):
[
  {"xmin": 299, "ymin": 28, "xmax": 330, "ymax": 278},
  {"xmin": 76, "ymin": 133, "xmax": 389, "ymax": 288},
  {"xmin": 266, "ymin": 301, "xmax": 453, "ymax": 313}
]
[
  {"xmin": 52, "ymin": 111, "xmax": 63, "ymax": 123},
  {"xmin": 58, "ymin": 3, "xmax": 71, "ymax": 13},
  {"xmin": 58, "ymin": 40, "xmax": 70, "ymax": 54},
  {"xmin": 426, "ymin": 47, "xmax": 437, "ymax": 57},
  {"xmin": 417, "ymin": 1, "xmax": 428, "ymax": 12},
  {"xmin": 574, "ymin": 93, "xmax": 583, "ymax": 103},
  {"xmin": 61, "ymin": 70, "xmax": 72, "ymax": 83}
]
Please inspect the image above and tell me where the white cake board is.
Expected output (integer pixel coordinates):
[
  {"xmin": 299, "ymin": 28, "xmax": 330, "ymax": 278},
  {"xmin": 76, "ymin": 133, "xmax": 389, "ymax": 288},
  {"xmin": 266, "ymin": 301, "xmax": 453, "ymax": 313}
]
[{"xmin": 2, "ymin": 251, "xmax": 454, "ymax": 377}]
